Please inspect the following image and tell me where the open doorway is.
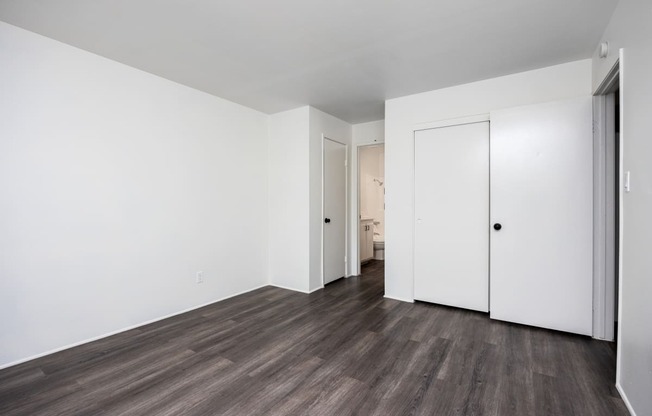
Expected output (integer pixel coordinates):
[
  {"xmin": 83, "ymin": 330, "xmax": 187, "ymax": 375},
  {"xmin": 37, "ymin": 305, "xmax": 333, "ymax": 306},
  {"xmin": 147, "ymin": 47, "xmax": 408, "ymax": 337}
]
[
  {"xmin": 593, "ymin": 59, "xmax": 620, "ymax": 349},
  {"xmin": 613, "ymin": 87, "xmax": 620, "ymax": 341},
  {"xmin": 358, "ymin": 144, "xmax": 385, "ymax": 274}
]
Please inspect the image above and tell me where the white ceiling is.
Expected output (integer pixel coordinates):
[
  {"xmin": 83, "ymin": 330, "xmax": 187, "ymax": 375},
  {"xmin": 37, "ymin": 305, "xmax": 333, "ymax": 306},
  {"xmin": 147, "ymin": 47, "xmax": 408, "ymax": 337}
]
[{"xmin": 0, "ymin": 0, "xmax": 618, "ymax": 123}]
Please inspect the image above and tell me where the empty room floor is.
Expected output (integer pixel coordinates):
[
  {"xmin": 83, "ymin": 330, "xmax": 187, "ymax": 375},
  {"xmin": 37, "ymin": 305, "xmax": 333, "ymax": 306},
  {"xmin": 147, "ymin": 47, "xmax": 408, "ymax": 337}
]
[{"xmin": 0, "ymin": 261, "xmax": 627, "ymax": 415}]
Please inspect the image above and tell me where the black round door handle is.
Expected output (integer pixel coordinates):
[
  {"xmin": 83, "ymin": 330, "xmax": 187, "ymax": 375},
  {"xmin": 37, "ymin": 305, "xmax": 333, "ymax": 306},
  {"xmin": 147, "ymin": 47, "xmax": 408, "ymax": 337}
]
[
  {"xmin": 325, "ymin": 218, "xmax": 331, "ymax": 224},
  {"xmin": 493, "ymin": 223, "xmax": 502, "ymax": 231}
]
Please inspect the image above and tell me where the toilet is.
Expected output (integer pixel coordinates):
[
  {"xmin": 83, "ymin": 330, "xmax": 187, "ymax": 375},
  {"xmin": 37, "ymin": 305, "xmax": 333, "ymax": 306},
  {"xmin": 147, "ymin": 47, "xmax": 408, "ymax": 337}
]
[{"xmin": 373, "ymin": 237, "xmax": 384, "ymax": 260}]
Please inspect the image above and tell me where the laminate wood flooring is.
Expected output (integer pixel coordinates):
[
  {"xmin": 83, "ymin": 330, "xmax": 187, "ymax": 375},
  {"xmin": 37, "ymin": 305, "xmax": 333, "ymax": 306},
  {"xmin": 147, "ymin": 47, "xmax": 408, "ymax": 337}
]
[{"xmin": 0, "ymin": 260, "xmax": 628, "ymax": 415}]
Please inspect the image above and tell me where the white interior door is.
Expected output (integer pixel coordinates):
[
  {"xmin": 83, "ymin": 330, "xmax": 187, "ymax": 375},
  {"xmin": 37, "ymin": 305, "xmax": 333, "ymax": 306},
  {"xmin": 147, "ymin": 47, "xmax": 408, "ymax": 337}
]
[
  {"xmin": 490, "ymin": 97, "xmax": 593, "ymax": 335},
  {"xmin": 414, "ymin": 122, "xmax": 489, "ymax": 312},
  {"xmin": 324, "ymin": 138, "xmax": 346, "ymax": 284}
]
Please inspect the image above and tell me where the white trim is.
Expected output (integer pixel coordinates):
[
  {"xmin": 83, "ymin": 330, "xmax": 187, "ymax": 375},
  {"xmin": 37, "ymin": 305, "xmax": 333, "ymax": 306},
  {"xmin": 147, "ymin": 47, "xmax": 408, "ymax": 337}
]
[
  {"xmin": 595, "ymin": 59, "xmax": 620, "ymax": 96},
  {"xmin": 384, "ymin": 295, "xmax": 415, "ymax": 303},
  {"xmin": 413, "ymin": 114, "xmax": 490, "ymax": 132},
  {"xmin": 270, "ymin": 283, "xmax": 319, "ymax": 294},
  {"xmin": 592, "ymin": 94, "xmax": 606, "ymax": 340},
  {"xmin": 616, "ymin": 382, "xmax": 637, "ymax": 416},
  {"xmin": 345, "ymin": 142, "xmax": 349, "ymax": 277},
  {"xmin": 591, "ymin": 55, "xmax": 621, "ymax": 341},
  {"xmin": 592, "ymin": 93, "xmax": 617, "ymax": 342},
  {"xmin": 593, "ymin": 48, "xmax": 625, "ymax": 395},
  {"xmin": 322, "ymin": 135, "xmax": 348, "ymax": 146},
  {"xmin": 411, "ymin": 128, "xmax": 417, "ymax": 303},
  {"xmin": 309, "ymin": 285, "xmax": 324, "ymax": 293},
  {"xmin": 0, "ymin": 283, "xmax": 269, "ymax": 371},
  {"xmin": 321, "ymin": 135, "xmax": 325, "ymax": 284},
  {"xmin": 615, "ymin": 48, "xmax": 625, "ymax": 386}
]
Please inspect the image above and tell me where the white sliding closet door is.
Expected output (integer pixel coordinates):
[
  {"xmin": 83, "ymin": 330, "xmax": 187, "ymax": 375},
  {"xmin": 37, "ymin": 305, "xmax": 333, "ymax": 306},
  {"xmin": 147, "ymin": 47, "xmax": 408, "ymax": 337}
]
[
  {"xmin": 490, "ymin": 97, "xmax": 593, "ymax": 335},
  {"xmin": 414, "ymin": 122, "xmax": 489, "ymax": 312}
]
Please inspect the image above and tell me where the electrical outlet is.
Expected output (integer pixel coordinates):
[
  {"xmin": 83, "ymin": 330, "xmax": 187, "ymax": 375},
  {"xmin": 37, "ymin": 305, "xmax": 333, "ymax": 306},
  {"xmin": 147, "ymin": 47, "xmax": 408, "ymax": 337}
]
[{"xmin": 196, "ymin": 271, "xmax": 204, "ymax": 284}]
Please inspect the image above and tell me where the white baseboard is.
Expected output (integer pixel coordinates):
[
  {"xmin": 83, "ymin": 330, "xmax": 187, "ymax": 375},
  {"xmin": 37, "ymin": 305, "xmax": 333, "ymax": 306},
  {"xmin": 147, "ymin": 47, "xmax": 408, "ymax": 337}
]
[
  {"xmin": 269, "ymin": 283, "xmax": 308, "ymax": 293},
  {"xmin": 0, "ymin": 284, "xmax": 269, "ymax": 371},
  {"xmin": 384, "ymin": 295, "xmax": 414, "ymax": 303},
  {"xmin": 308, "ymin": 285, "xmax": 324, "ymax": 294},
  {"xmin": 269, "ymin": 283, "xmax": 320, "ymax": 294},
  {"xmin": 616, "ymin": 382, "xmax": 637, "ymax": 416}
]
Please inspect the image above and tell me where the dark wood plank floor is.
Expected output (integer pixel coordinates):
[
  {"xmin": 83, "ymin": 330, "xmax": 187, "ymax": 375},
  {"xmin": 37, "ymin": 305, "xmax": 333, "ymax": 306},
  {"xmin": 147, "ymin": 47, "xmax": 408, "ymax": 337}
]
[{"xmin": 0, "ymin": 260, "xmax": 628, "ymax": 415}]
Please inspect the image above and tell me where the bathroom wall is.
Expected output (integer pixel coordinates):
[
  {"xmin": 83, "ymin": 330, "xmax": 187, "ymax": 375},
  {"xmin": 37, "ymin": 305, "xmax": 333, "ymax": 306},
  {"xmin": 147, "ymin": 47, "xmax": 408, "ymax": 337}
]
[{"xmin": 359, "ymin": 145, "xmax": 385, "ymax": 240}]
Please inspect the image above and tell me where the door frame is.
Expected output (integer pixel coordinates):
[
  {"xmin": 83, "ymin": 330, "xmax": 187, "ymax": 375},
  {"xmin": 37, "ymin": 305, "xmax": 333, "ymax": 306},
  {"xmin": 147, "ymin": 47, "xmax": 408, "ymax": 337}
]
[
  {"xmin": 355, "ymin": 142, "xmax": 385, "ymax": 276},
  {"xmin": 322, "ymin": 135, "xmax": 349, "ymax": 285},
  {"xmin": 593, "ymin": 57, "xmax": 621, "ymax": 342}
]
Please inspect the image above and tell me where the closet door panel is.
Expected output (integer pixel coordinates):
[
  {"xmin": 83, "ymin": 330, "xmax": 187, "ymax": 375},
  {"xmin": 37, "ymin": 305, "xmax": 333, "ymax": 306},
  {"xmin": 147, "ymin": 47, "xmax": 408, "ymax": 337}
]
[
  {"xmin": 414, "ymin": 122, "xmax": 489, "ymax": 312},
  {"xmin": 490, "ymin": 97, "xmax": 593, "ymax": 335}
]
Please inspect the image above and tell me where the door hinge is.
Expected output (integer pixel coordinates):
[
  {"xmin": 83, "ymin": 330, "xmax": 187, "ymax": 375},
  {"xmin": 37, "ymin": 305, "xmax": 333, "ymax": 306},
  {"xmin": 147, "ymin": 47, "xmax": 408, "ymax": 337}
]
[
  {"xmin": 344, "ymin": 256, "xmax": 347, "ymax": 262},
  {"xmin": 344, "ymin": 159, "xmax": 348, "ymax": 167}
]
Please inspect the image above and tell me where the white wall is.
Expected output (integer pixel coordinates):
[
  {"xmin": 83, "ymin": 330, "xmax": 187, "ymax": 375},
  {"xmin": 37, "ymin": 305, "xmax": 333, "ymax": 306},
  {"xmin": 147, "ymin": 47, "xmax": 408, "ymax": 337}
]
[
  {"xmin": 268, "ymin": 106, "xmax": 352, "ymax": 293},
  {"xmin": 353, "ymin": 120, "xmax": 386, "ymax": 146},
  {"xmin": 0, "ymin": 22, "xmax": 269, "ymax": 368},
  {"xmin": 384, "ymin": 60, "xmax": 592, "ymax": 302},
  {"xmin": 592, "ymin": 1, "xmax": 652, "ymax": 414},
  {"xmin": 309, "ymin": 108, "xmax": 352, "ymax": 290},
  {"xmin": 268, "ymin": 107, "xmax": 311, "ymax": 293}
]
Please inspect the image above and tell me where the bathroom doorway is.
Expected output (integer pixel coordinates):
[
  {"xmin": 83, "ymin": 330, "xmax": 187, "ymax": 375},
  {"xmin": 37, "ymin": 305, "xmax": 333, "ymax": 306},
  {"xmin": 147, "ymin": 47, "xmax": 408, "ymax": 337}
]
[{"xmin": 358, "ymin": 144, "xmax": 385, "ymax": 273}]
